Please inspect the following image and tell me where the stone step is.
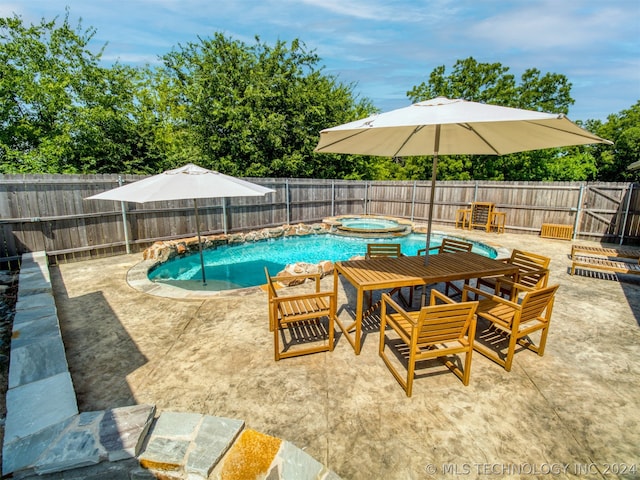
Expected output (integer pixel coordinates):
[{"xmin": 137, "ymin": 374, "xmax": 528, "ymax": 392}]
[
  {"xmin": 4, "ymin": 404, "xmax": 155, "ymax": 477},
  {"xmin": 139, "ymin": 412, "xmax": 341, "ymax": 480}
]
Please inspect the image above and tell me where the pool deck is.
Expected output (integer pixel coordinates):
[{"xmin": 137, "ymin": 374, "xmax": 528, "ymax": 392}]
[{"xmin": 45, "ymin": 225, "xmax": 640, "ymax": 478}]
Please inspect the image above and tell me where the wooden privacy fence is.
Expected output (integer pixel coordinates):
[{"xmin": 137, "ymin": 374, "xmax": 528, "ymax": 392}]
[{"xmin": 1, "ymin": 174, "xmax": 639, "ymax": 267}]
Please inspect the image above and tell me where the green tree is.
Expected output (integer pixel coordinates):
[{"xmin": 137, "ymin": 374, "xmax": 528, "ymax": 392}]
[
  {"xmin": 161, "ymin": 33, "xmax": 374, "ymax": 179},
  {"xmin": 404, "ymin": 57, "xmax": 583, "ymax": 181},
  {"xmin": 0, "ymin": 12, "xmax": 160, "ymax": 173},
  {"xmin": 587, "ymin": 101, "xmax": 640, "ymax": 181}
]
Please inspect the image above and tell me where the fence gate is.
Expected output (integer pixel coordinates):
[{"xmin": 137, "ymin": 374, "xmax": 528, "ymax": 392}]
[{"xmin": 578, "ymin": 184, "xmax": 630, "ymax": 242}]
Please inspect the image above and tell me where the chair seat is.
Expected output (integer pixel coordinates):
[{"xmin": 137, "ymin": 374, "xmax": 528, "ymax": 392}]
[{"xmin": 277, "ymin": 295, "xmax": 331, "ymax": 324}]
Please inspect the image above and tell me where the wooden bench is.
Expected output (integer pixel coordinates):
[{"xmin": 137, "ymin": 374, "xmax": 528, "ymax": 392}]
[{"xmin": 541, "ymin": 223, "xmax": 573, "ymax": 240}]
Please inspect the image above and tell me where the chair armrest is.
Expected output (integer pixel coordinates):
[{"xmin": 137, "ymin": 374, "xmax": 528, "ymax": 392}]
[
  {"xmin": 417, "ymin": 248, "xmax": 427, "ymax": 256},
  {"xmin": 272, "ymin": 290, "xmax": 335, "ymax": 306},
  {"xmin": 381, "ymin": 293, "xmax": 418, "ymax": 327},
  {"xmin": 272, "ymin": 272, "xmax": 323, "ymax": 291},
  {"xmin": 430, "ymin": 289, "xmax": 456, "ymax": 305},
  {"xmin": 514, "ymin": 267, "xmax": 548, "ymax": 279},
  {"xmin": 428, "ymin": 245, "xmax": 440, "ymax": 252},
  {"xmin": 495, "ymin": 277, "xmax": 534, "ymax": 296},
  {"xmin": 462, "ymin": 285, "xmax": 519, "ymax": 308}
]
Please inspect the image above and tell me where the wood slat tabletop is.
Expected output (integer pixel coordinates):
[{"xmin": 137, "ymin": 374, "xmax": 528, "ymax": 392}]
[{"xmin": 335, "ymin": 252, "xmax": 518, "ymax": 290}]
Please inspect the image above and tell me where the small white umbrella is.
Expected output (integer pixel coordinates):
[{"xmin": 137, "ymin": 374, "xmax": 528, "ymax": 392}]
[
  {"xmin": 315, "ymin": 96, "xmax": 613, "ymax": 261},
  {"xmin": 86, "ymin": 163, "xmax": 275, "ymax": 284}
]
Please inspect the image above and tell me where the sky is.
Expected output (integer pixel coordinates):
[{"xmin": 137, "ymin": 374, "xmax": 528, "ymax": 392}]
[{"xmin": 3, "ymin": 0, "xmax": 639, "ymax": 122}]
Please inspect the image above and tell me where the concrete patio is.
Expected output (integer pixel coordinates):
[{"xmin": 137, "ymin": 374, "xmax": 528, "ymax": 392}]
[{"xmin": 48, "ymin": 225, "xmax": 640, "ymax": 479}]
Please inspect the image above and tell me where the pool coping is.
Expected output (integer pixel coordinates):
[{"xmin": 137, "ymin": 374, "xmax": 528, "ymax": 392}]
[{"xmin": 127, "ymin": 230, "xmax": 511, "ymax": 300}]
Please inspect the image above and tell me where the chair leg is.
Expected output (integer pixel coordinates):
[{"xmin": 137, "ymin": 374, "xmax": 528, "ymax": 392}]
[
  {"xmin": 379, "ymin": 332, "xmax": 411, "ymax": 396},
  {"xmin": 463, "ymin": 349, "xmax": 472, "ymax": 385},
  {"xmin": 328, "ymin": 313, "xmax": 335, "ymax": 352},
  {"xmin": 504, "ymin": 334, "xmax": 519, "ymax": 372},
  {"xmin": 274, "ymin": 320, "xmax": 281, "ymax": 361}
]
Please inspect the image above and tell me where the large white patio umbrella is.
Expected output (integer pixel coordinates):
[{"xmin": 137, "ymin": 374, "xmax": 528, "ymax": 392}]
[
  {"xmin": 315, "ymin": 96, "xmax": 612, "ymax": 262},
  {"xmin": 86, "ymin": 163, "xmax": 275, "ymax": 284}
]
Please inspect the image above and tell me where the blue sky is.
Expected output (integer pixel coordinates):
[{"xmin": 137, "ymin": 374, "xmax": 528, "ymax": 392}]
[{"xmin": 3, "ymin": 0, "xmax": 639, "ymax": 122}]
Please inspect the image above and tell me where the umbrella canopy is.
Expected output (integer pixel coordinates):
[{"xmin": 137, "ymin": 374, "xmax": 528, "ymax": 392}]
[
  {"xmin": 86, "ymin": 163, "xmax": 275, "ymax": 202},
  {"xmin": 315, "ymin": 96, "xmax": 613, "ymax": 263},
  {"xmin": 315, "ymin": 96, "xmax": 611, "ymax": 156},
  {"xmin": 627, "ymin": 160, "xmax": 640, "ymax": 171},
  {"xmin": 86, "ymin": 163, "xmax": 275, "ymax": 284}
]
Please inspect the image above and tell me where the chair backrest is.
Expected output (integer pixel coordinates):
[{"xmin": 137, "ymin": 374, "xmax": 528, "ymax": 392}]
[
  {"xmin": 416, "ymin": 301, "xmax": 478, "ymax": 346},
  {"xmin": 518, "ymin": 284, "xmax": 559, "ymax": 325},
  {"xmin": 517, "ymin": 269, "xmax": 550, "ymax": 289},
  {"xmin": 367, "ymin": 243, "xmax": 402, "ymax": 258},
  {"xmin": 438, "ymin": 238, "xmax": 473, "ymax": 254},
  {"xmin": 510, "ymin": 249, "xmax": 551, "ymax": 271},
  {"xmin": 264, "ymin": 267, "xmax": 279, "ymax": 300},
  {"xmin": 470, "ymin": 202, "xmax": 494, "ymax": 226}
]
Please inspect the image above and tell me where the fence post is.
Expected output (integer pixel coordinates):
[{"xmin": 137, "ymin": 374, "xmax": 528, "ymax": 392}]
[
  {"xmin": 285, "ymin": 179, "xmax": 290, "ymax": 225},
  {"xmin": 620, "ymin": 182, "xmax": 634, "ymax": 245},
  {"xmin": 118, "ymin": 176, "xmax": 131, "ymax": 254},
  {"xmin": 473, "ymin": 181, "xmax": 479, "ymax": 202},
  {"xmin": 410, "ymin": 180, "xmax": 417, "ymax": 221},
  {"xmin": 364, "ymin": 181, "xmax": 368, "ymax": 214},
  {"xmin": 331, "ymin": 180, "xmax": 335, "ymax": 217},
  {"xmin": 572, "ymin": 183, "xmax": 585, "ymax": 240}
]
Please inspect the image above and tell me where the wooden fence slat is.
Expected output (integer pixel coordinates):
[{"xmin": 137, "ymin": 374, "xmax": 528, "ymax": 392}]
[{"xmin": 1, "ymin": 175, "xmax": 640, "ymax": 266}]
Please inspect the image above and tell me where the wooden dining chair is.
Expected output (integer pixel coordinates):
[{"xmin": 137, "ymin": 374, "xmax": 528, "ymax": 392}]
[
  {"xmin": 379, "ymin": 290, "xmax": 478, "ymax": 397},
  {"xmin": 462, "ymin": 282, "xmax": 559, "ymax": 372},
  {"xmin": 264, "ymin": 267, "xmax": 336, "ymax": 361},
  {"xmin": 469, "ymin": 202, "xmax": 495, "ymax": 232},
  {"xmin": 417, "ymin": 238, "xmax": 474, "ymax": 297},
  {"xmin": 365, "ymin": 243, "xmax": 411, "ymax": 307},
  {"xmin": 475, "ymin": 249, "xmax": 550, "ymax": 299}
]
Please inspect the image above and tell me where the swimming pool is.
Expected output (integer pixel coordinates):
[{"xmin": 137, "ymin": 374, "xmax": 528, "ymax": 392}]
[{"xmin": 148, "ymin": 233, "xmax": 497, "ymax": 291}]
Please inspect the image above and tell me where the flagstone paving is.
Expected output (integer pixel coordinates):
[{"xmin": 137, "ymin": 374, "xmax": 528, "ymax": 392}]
[{"xmin": 5, "ymin": 225, "xmax": 640, "ymax": 479}]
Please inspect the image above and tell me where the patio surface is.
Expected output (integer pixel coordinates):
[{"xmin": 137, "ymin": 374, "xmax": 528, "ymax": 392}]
[{"xmin": 51, "ymin": 225, "xmax": 640, "ymax": 479}]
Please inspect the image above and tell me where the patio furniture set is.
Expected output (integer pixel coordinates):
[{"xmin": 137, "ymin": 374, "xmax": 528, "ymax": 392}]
[
  {"xmin": 455, "ymin": 201, "xmax": 506, "ymax": 234},
  {"xmin": 264, "ymin": 242, "xmax": 558, "ymax": 397}
]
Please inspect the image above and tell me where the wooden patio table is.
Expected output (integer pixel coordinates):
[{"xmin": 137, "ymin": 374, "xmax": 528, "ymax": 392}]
[{"xmin": 333, "ymin": 252, "xmax": 518, "ymax": 354}]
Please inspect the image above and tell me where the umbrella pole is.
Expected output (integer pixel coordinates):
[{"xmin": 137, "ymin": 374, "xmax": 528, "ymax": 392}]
[
  {"xmin": 424, "ymin": 125, "xmax": 441, "ymax": 266},
  {"xmin": 193, "ymin": 199, "xmax": 207, "ymax": 285}
]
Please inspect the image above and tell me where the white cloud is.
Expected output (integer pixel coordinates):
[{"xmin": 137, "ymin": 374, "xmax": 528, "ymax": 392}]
[{"xmin": 468, "ymin": 2, "xmax": 632, "ymax": 50}]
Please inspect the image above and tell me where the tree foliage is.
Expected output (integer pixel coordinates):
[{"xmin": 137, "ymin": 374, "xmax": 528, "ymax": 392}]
[
  {"xmin": 0, "ymin": 12, "xmax": 158, "ymax": 173},
  {"xmin": 0, "ymin": 13, "xmax": 636, "ymax": 182},
  {"xmin": 586, "ymin": 101, "xmax": 640, "ymax": 181},
  {"xmin": 160, "ymin": 33, "xmax": 373, "ymax": 179}
]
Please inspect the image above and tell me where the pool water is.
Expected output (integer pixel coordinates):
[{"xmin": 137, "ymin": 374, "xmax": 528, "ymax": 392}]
[
  {"xmin": 339, "ymin": 218, "xmax": 400, "ymax": 229},
  {"xmin": 148, "ymin": 233, "xmax": 497, "ymax": 291}
]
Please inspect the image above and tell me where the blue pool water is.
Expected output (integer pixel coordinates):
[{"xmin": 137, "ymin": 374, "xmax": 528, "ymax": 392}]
[
  {"xmin": 339, "ymin": 218, "xmax": 400, "ymax": 229},
  {"xmin": 148, "ymin": 233, "xmax": 497, "ymax": 291}
]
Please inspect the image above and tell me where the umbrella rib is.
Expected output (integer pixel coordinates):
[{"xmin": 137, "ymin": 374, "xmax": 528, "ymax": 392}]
[
  {"xmin": 524, "ymin": 120, "xmax": 613, "ymax": 144},
  {"xmin": 315, "ymin": 129, "xmax": 369, "ymax": 151},
  {"xmin": 459, "ymin": 123, "xmax": 501, "ymax": 155},
  {"xmin": 393, "ymin": 125, "xmax": 425, "ymax": 157}
]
